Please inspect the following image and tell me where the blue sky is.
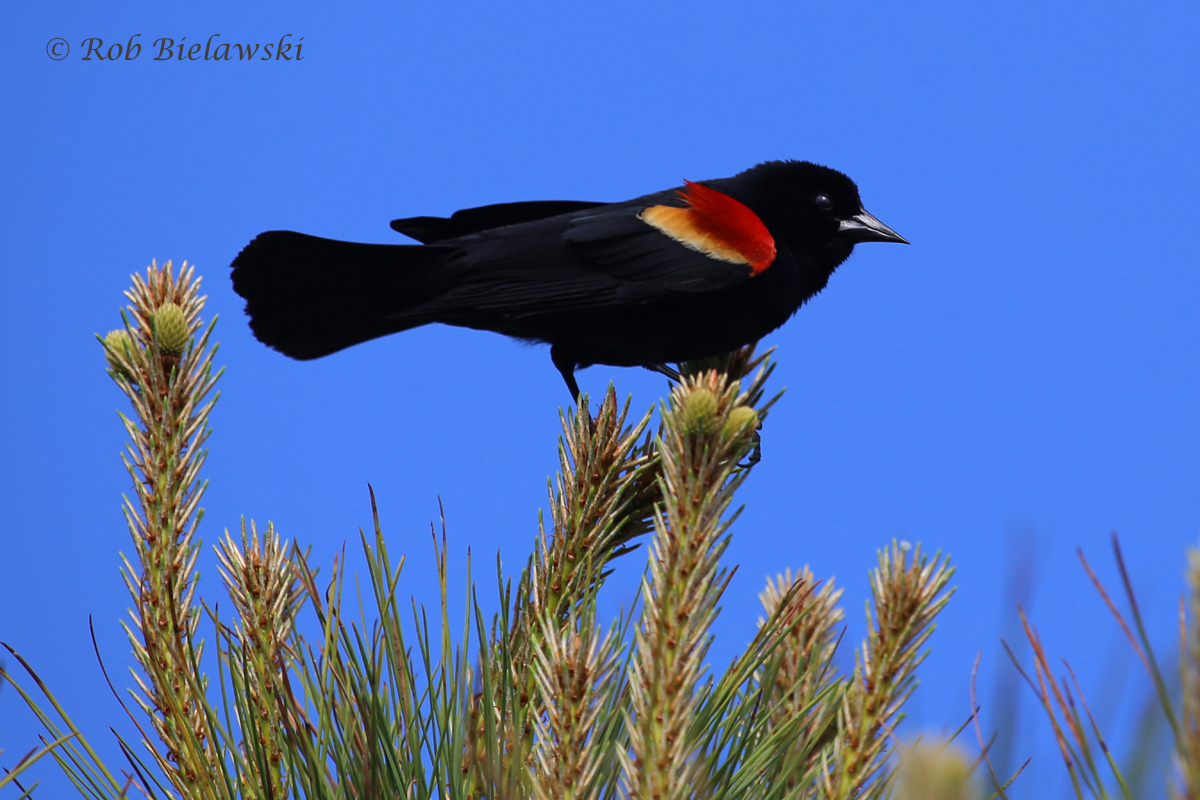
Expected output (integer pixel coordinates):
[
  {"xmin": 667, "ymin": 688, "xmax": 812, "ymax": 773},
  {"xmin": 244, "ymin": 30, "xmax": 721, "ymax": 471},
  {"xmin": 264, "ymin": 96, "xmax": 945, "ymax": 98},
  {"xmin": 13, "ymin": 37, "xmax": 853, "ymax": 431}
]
[{"xmin": 3, "ymin": 1, "xmax": 1199, "ymax": 795}]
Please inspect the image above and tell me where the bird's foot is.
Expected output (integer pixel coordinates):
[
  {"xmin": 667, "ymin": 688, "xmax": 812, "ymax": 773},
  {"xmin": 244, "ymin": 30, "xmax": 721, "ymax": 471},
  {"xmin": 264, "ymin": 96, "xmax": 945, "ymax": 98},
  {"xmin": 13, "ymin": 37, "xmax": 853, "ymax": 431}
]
[
  {"xmin": 735, "ymin": 424, "xmax": 763, "ymax": 470},
  {"xmin": 646, "ymin": 363, "xmax": 682, "ymax": 382}
]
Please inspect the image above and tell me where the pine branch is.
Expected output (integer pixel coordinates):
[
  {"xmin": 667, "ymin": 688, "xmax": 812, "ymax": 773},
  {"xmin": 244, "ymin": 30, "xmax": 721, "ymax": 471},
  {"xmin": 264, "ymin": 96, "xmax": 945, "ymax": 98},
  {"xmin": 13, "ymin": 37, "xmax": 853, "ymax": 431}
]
[{"xmin": 103, "ymin": 260, "xmax": 223, "ymax": 796}]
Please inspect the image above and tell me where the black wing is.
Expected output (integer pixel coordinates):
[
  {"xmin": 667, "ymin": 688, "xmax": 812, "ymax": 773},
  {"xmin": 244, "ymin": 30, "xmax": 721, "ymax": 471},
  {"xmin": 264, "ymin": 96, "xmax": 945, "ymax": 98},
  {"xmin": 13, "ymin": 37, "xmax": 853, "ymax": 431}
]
[
  {"xmin": 404, "ymin": 200, "xmax": 763, "ymax": 328},
  {"xmin": 564, "ymin": 204, "xmax": 759, "ymax": 294},
  {"xmin": 391, "ymin": 200, "xmax": 606, "ymax": 244}
]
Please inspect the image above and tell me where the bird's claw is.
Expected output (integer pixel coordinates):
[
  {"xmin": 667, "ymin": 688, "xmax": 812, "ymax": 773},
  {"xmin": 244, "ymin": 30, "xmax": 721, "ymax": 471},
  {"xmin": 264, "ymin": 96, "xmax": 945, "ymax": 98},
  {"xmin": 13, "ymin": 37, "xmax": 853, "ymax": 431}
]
[
  {"xmin": 647, "ymin": 363, "xmax": 683, "ymax": 382},
  {"xmin": 734, "ymin": 425, "xmax": 763, "ymax": 470}
]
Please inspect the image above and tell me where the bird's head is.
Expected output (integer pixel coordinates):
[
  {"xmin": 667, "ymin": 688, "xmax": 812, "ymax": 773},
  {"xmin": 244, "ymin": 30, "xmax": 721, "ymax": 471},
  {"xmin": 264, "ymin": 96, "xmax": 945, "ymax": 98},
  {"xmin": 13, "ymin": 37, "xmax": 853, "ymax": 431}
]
[{"xmin": 734, "ymin": 160, "xmax": 908, "ymax": 269}]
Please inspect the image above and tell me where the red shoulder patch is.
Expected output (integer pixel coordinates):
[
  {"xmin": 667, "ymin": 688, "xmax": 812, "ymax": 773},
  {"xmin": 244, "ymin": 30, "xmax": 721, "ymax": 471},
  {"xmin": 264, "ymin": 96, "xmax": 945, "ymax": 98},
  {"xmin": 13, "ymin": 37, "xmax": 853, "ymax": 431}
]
[{"xmin": 639, "ymin": 180, "xmax": 776, "ymax": 275}]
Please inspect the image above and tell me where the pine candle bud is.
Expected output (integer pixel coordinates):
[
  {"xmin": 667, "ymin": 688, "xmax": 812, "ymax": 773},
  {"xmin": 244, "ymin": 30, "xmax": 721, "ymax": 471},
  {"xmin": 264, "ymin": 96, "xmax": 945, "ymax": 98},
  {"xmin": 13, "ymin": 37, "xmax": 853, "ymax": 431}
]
[
  {"xmin": 723, "ymin": 406, "xmax": 759, "ymax": 439},
  {"xmin": 153, "ymin": 302, "xmax": 190, "ymax": 355},
  {"xmin": 103, "ymin": 329, "xmax": 138, "ymax": 379},
  {"xmin": 895, "ymin": 742, "xmax": 979, "ymax": 800},
  {"xmin": 679, "ymin": 388, "xmax": 720, "ymax": 436}
]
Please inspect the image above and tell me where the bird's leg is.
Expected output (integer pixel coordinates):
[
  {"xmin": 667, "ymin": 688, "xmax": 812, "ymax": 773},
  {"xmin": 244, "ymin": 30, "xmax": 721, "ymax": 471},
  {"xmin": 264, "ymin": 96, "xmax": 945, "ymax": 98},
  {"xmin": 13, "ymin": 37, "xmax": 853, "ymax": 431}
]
[
  {"xmin": 551, "ymin": 345, "xmax": 597, "ymax": 433},
  {"xmin": 736, "ymin": 420, "xmax": 764, "ymax": 469},
  {"xmin": 645, "ymin": 363, "xmax": 682, "ymax": 382},
  {"xmin": 746, "ymin": 428, "xmax": 762, "ymax": 466},
  {"xmin": 551, "ymin": 344, "xmax": 583, "ymax": 402}
]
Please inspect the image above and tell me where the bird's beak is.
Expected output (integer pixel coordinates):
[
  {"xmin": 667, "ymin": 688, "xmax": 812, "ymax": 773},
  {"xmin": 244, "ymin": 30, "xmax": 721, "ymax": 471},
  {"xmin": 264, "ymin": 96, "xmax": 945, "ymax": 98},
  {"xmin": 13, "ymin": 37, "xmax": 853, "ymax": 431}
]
[{"xmin": 839, "ymin": 209, "xmax": 909, "ymax": 245}]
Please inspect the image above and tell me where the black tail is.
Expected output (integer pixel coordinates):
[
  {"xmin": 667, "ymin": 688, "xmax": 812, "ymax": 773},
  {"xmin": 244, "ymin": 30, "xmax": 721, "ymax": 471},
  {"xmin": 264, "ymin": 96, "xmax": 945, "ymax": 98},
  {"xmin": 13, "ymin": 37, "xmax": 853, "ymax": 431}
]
[{"xmin": 230, "ymin": 231, "xmax": 458, "ymax": 359}]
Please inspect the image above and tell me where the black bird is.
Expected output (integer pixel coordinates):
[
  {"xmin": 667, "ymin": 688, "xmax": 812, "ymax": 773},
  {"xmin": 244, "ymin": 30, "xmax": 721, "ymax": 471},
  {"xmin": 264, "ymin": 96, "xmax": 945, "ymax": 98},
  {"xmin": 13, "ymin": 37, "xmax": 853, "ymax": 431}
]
[{"xmin": 230, "ymin": 160, "xmax": 907, "ymax": 396}]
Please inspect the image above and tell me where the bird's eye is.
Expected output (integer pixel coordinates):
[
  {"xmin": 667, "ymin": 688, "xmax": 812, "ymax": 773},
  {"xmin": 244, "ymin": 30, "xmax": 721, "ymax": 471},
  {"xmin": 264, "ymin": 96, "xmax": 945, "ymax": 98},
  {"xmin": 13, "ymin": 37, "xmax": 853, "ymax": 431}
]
[{"xmin": 815, "ymin": 194, "xmax": 833, "ymax": 211}]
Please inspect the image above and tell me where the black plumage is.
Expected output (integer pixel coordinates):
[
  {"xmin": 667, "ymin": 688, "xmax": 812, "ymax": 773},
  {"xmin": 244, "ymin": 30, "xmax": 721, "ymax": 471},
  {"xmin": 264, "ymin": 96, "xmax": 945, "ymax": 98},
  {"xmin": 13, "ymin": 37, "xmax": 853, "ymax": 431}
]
[{"xmin": 231, "ymin": 160, "xmax": 907, "ymax": 396}]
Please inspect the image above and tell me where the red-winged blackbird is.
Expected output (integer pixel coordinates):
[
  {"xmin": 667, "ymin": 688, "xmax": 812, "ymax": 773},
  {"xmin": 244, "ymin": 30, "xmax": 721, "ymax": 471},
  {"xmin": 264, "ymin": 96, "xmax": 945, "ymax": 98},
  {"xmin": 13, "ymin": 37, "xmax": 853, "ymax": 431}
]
[{"xmin": 231, "ymin": 160, "xmax": 907, "ymax": 396}]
